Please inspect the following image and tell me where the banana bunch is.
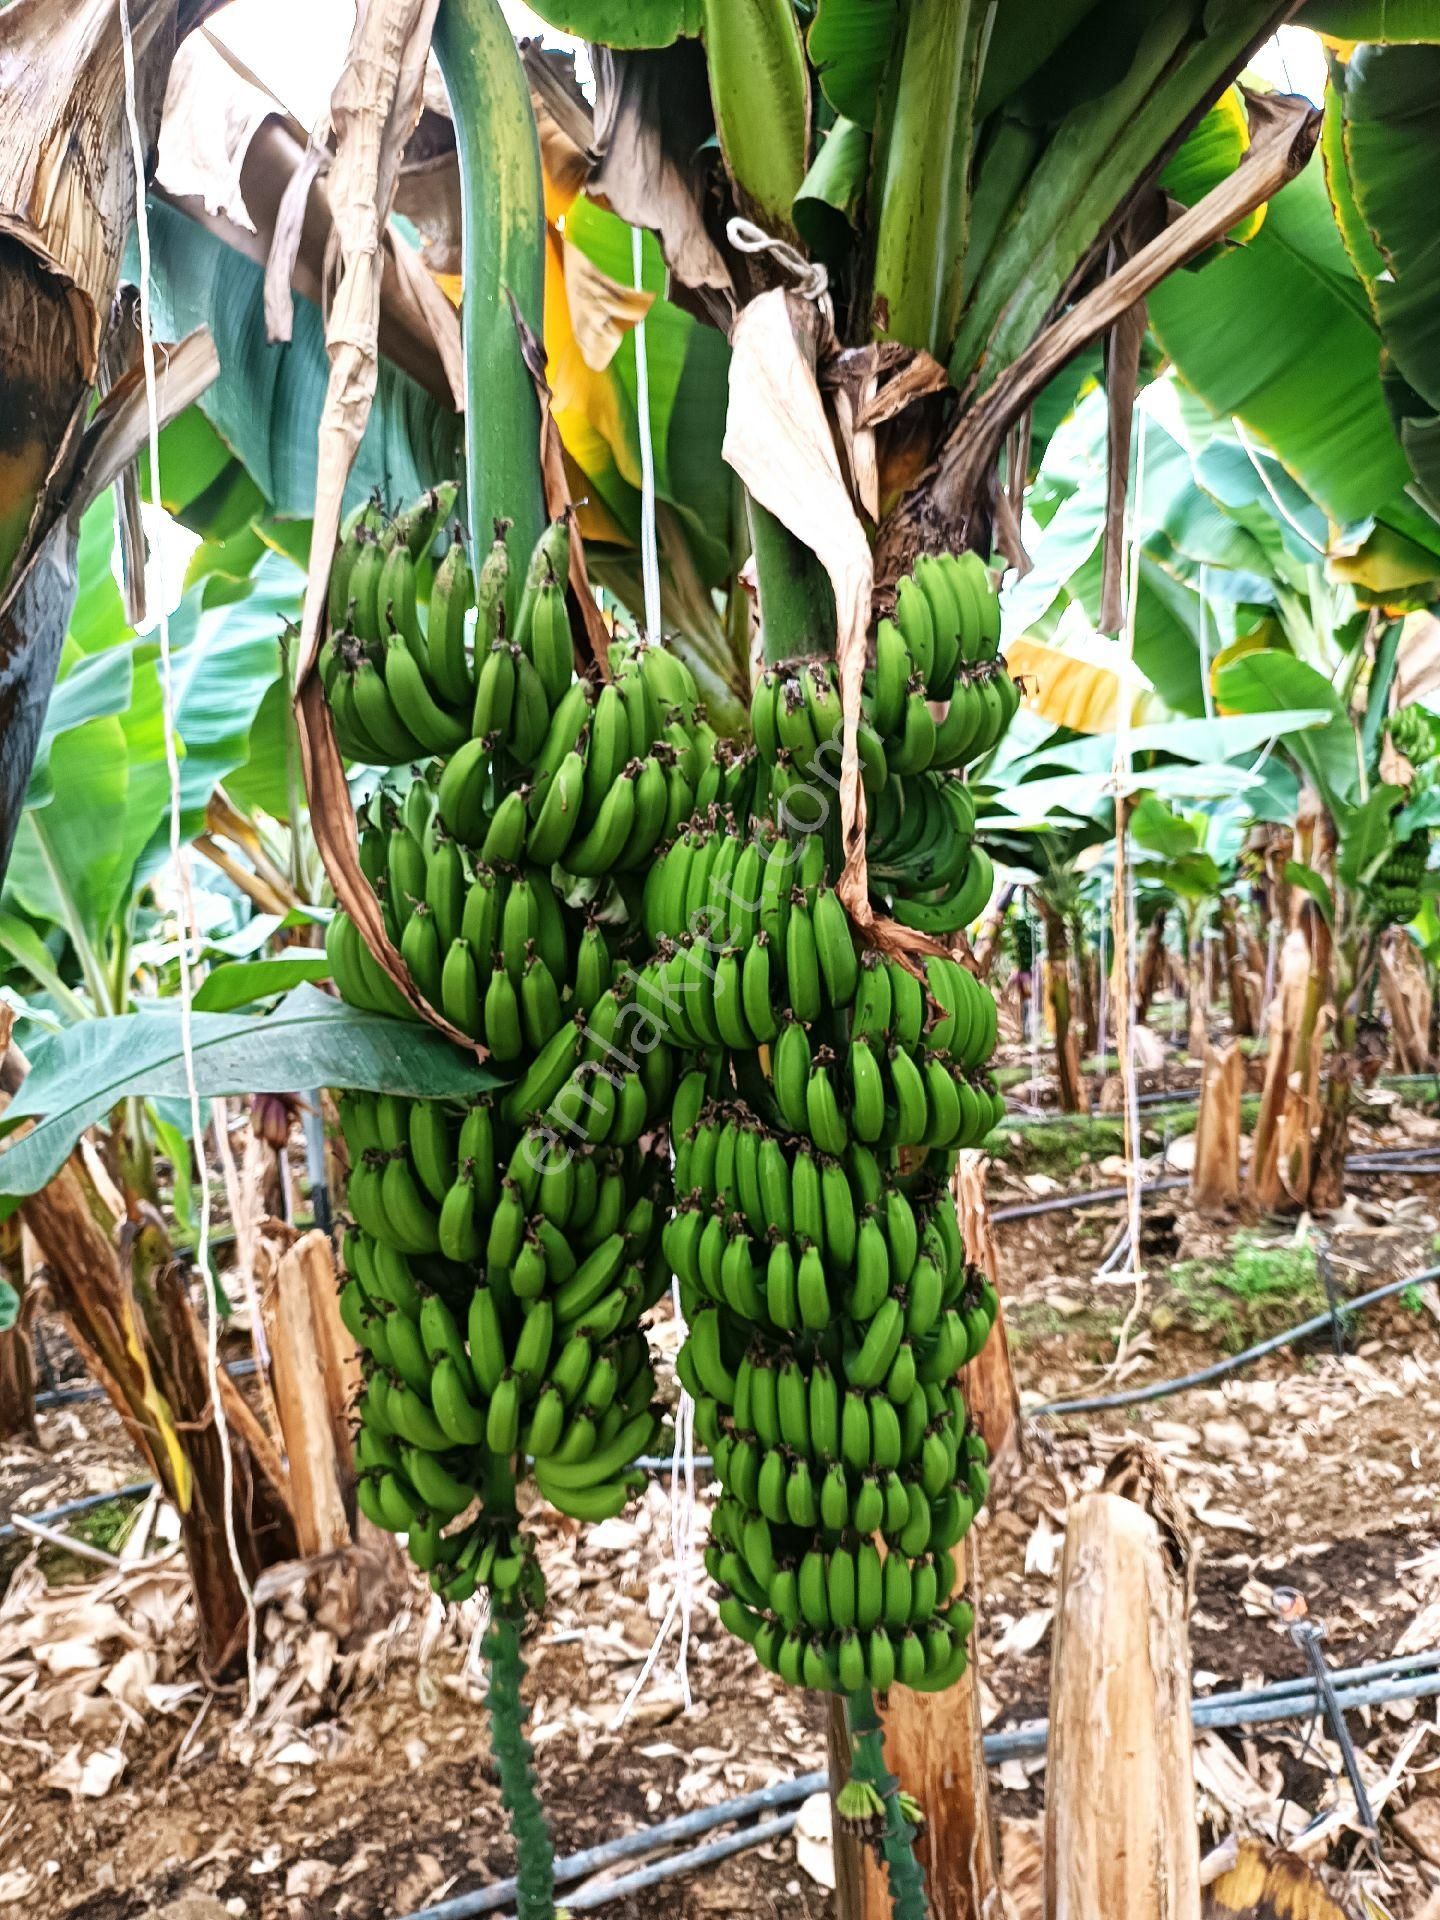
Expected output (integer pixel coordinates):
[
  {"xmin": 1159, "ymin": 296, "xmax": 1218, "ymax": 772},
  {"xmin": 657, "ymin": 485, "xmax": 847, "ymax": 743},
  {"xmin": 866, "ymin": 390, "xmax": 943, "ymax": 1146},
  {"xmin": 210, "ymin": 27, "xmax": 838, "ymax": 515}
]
[
  {"xmin": 1365, "ymin": 826, "xmax": 1431, "ymax": 929},
  {"xmin": 1388, "ymin": 703, "xmax": 1440, "ymax": 765},
  {"xmin": 319, "ymin": 499, "xmax": 722, "ymax": 893},
  {"xmin": 630, "ymin": 557, "xmax": 1018, "ymax": 1702},
  {"xmin": 318, "ymin": 486, "xmax": 474, "ymax": 766},
  {"xmin": 337, "ymin": 1084, "xmax": 670, "ymax": 1599},
  {"xmin": 323, "ymin": 495, "xmax": 718, "ymax": 1611},
  {"xmin": 746, "ymin": 554, "xmax": 1015, "ymax": 935},
  {"xmin": 650, "ymin": 899, "xmax": 1003, "ymax": 1700}
]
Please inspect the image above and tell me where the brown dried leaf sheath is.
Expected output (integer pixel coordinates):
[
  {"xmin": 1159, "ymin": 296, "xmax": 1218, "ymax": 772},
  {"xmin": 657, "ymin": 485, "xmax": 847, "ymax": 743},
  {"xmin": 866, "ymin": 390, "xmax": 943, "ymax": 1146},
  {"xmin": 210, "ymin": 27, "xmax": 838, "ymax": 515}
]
[
  {"xmin": 724, "ymin": 291, "xmax": 947, "ymax": 965},
  {"xmin": 283, "ymin": 0, "xmax": 480, "ymax": 1046}
]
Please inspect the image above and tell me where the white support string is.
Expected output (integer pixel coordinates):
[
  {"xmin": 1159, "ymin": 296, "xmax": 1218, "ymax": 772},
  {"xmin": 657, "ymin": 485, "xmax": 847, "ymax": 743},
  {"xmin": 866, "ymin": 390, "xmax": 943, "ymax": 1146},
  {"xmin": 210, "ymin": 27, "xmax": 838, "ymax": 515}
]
[
  {"xmin": 631, "ymin": 225, "xmax": 663, "ymax": 646},
  {"xmin": 119, "ymin": 0, "xmax": 258, "ymax": 1700},
  {"xmin": 1199, "ymin": 561, "xmax": 1214, "ymax": 722},
  {"xmin": 1097, "ymin": 901, "xmax": 1109, "ymax": 1075},
  {"xmin": 613, "ymin": 220, "xmax": 694, "ymax": 1725},
  {"xmin": 1111, "ymin": 405, "xmax": 1149, "ymax": 1287}
]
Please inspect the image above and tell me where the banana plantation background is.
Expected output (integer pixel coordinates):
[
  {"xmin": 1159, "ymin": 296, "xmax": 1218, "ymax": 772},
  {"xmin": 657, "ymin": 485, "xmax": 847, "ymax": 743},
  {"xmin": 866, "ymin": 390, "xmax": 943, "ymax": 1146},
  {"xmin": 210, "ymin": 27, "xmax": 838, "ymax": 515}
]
[{"xmin": 5, "ymin": 1, "xmax": 1440, "ymax": 1917}]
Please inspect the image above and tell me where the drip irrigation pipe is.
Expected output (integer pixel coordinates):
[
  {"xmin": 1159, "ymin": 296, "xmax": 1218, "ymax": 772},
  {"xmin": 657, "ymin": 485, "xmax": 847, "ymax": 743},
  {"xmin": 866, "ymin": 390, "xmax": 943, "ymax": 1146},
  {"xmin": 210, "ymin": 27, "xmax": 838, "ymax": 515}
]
[
  {"xmin": 34, "ymin": 1356, "xmax": 259, "ymax": 1412},
  {"xmin": 1031, "ymin": 1264, "xmax": 1440, "ymax": 1416},
  {"xmin": 0, "ymin": 1480, "xmax": 157, "ymax": 1546},
  {"xmin": 982, "ymin": 1666, "xmax": 1440, "ymax": 1764},
  {"xmin": 1005, "ymin": 1070, "xmax": 1440, "ymax": 1129},
  {"xmin": 992, "ymin": 1177, "xmax": 1188, "ymax": 1223},
  {"xmin": 991, "ymin": 1154, "xmax": 1440, "ymax": 1225},
  {"xmin": 402, "ymin": 1655, "xmax": 1440, "ymax": 1919},
  {"xmin": 0, "ymin": 1459, "xmax": 717, "ymax": 1545},
  {"xmin": 407, "ymin": 1777, "xmax": 826, "ymax": 1918}
]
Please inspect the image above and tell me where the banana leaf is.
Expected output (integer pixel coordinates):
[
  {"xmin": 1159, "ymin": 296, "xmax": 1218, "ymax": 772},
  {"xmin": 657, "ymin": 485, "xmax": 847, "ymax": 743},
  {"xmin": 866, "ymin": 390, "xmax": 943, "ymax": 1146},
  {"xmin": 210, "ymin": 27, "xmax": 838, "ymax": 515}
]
[
  {"xmin": 1151, "ymin": 154, "xmax": 1440, "ymax": 588},
  {"xmin": 806, "ymin": 0, "xmax": 897, "ymax": 128},
  {"xmin": 1331, "ymin": 44, "xmax": 1440, "ymax": 517},
  {"xmin": 138, "ymin": 199, "xmax": 462, "ymax": 523},
  {"xmin": 0, "ymin": 985, "xmax": 495, "ymax": 1200},
  {"xmin": 520, "ymin": 0, "xmax": 700, "ymax": 45},
  {"xmin": 1214, "ymin": 647, "xmax": 1360, "ymax": 812},
  {"xmin": 1299, "ymin": 0, "xmax": 1440, "ymax": 34}
]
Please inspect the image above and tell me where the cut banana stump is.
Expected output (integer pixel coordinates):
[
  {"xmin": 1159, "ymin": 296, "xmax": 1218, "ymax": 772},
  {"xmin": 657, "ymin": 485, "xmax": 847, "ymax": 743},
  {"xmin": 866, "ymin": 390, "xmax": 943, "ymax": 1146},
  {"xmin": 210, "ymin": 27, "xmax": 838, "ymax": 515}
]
[{"xmin": 321, "ymin": 498, "xmax": 716, "ymax": 1609}]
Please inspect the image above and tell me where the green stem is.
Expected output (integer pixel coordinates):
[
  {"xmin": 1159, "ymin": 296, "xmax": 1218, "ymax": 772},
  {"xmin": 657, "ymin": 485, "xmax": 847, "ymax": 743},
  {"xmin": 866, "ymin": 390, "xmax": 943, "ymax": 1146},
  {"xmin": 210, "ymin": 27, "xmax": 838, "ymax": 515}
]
[
  {"xmin": 869, "ymin": 0, "xmax": 983, "ymax": 355},
  {"xmin": 431, "ymin": 0, "xmax": 547, "ymax": 617},
  {"xmin": 701, "ymin": 0, "xmax": 809, "ymax": 239},
  {"xmin": 484, "ymin": 1611, "xmax": 556, "ymax": 1920},
  {"xmin": 844, "ymin": 1689, "xmax": 929, "ymax": 1920},
  {"xmin": 749, "ymin": 498, "xmax": 835, "ymax": 669}
]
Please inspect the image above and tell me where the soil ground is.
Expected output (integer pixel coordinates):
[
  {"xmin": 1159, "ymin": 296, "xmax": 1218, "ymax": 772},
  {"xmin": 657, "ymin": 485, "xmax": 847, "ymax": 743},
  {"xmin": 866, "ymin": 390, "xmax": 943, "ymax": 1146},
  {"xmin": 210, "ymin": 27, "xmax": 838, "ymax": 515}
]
[{"xmin": 5, "ymin": 1055, "xmax": 1440, "ymax": 1918}]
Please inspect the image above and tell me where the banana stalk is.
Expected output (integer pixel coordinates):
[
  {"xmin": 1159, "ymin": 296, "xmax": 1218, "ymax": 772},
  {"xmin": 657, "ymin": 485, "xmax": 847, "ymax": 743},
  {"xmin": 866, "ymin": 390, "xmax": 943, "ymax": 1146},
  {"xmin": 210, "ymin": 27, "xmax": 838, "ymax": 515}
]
[
  {"xmin": 484, "ymin": 1612, "xmax": 556, "ymax": 1920},
  {"xmin": 701, "ymin": 0, "xmax": 810, "ymax": 240},
  {"xmin": 431, "ymin": 0, "xmax": 547, "ymax": 607},
  {"xmin": 846, "ymin": 1687, "xmax": 929, "ymax": 1920},
  {"xmin": 869, "ymin": 0, "xmax": 986, "ymax": 357},
  {"xmin": 749, "ymin": 498, "xmax": 837, "ymax": 669}
]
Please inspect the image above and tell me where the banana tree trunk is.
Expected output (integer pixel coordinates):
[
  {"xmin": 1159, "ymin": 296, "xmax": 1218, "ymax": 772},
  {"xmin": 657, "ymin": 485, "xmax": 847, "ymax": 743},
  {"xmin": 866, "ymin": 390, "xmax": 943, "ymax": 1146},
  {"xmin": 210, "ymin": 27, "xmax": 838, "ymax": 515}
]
[
  {"xmin": 0, "ymin": 1038, "xmax": 295, "ymax": 1670},
  {"xmin": 1185, "ymin": 928, "xmax": 1207, "ymax": 1062},
  {"xmin": 0, "ymin": 1217, "xmax": 35, "ymax": 1441},
  {"xmin": 1219, "ymin": 897, "xmax": 1255, "ymax": 1038},
  {"xmin": 1038, "ymin": 900, "xmax": 1084, "ymax": 1113},
  {"xmin": 1071, "ymin": 912, "xmax": 1099, "ymax": 1061},
  {"xmin": 1309, "ymin": 937, "xmax": 1374, "ymax": 1212},
  {"xmin": 1249, "ymin": 921, "xmax": 1327, "ymax": 1211},
  {"xmin": 1136, "ymin": 909, "xmax": 1168, "ymax": 1023},
  {"xmin": 972, "ymin": 881, "xmax": 1015, "ymax": 983}
]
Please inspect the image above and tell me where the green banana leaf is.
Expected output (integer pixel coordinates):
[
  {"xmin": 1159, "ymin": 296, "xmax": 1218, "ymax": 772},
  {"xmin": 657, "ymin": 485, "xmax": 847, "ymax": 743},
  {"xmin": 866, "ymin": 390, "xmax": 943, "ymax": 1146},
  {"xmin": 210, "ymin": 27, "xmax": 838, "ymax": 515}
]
[
  {"xmin": 139, "ymin": 199, "xmax": 462, "ymax": 522},
  {"xmin": 1130, "ymin": 793, "xmax": 1201, "ymax": 858},
  {"xmin": 1300, "ymin": 0, "xmax": 1440, "ymax": 34},
  {"xmin": 806, "ymin": 0, "xmax": 897, "ymax": 127},
  {"xmin": 1151, "ymin": 154, "xmax": 1440, "ymax": 587},
  {"xmin": 190, "ymin": 951, "xmax": 332, "ymax": 1013},
  {"xmin": 1213, "ymin": 647, "xmax": 1360, "ymax": 813},
  {"xmin": 794, "ymin": 117, "xmax": 870, "ymax": 259},
  {"xmin": 1016, "ymin": 710, "xmax": 1339, "ymax": 774},
  {"xmin": 564, "ymin": 197, "xmax": 735, "ymax": 586},
  {"xmin": 520, "ymin": 0, "xmax": 699, "ymax": 46},
  {"xmin": 0, "ymin": 985, "xmax": 494, "ymax": 1200},
  {"xmin": 1331, "ymin": 44, "xmax": 1440, "ymax": 517},
  {"xmin": 3, "ymin": 527, "xmax": 298, "ymax": 949},
  {"xmin": 952, "ymin": 0, "xmax": 1288, "ymax": 384}
]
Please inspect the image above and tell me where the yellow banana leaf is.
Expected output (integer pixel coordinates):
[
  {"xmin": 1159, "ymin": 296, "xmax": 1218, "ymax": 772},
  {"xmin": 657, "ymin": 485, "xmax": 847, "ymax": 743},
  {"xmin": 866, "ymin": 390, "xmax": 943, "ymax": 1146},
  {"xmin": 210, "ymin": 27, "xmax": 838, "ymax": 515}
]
[
  {"xmin": 120, "ymin": 1290, "xmax": 194, "ymax": 1511},
  {"xmin": 1007, "ymin": 630, "xmax": 1159, "ymax": 734}
]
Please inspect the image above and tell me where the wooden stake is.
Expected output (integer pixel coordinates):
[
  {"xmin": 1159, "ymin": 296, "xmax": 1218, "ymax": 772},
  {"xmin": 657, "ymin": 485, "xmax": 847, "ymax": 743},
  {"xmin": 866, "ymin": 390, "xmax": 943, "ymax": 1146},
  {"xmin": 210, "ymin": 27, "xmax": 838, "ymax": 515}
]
[
  {"xmin": 1190, "ymin": 1042, "xmax": 1241, "ymax": 1213},
  {"xmin": 1045, "ymin": 1443, "xmax": 1199, "ymax": 1920},
  {"xmin": 954, "ymin": 1150, "xmax": 1019, "ymax": 1461}
]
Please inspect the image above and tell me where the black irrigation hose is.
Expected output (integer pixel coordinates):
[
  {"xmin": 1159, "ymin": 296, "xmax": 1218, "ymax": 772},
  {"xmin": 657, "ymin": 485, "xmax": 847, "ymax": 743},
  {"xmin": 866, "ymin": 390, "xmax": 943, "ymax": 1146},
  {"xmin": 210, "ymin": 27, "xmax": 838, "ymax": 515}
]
[
  {"xmin": 992, "ymin": 1177, "xmax": 1189, "ymax": 1223},
  {"xmin": 991, "ymin": 1155, "xmax": 1440, "ymax": 1224},
  {"xmin": 1030, "ymin": 1264, "xmax": 1440, "ymax": 1417},
  {"xmin": 983, "ymin": 1666, "xmax": 1440, "ymax": 1763}
]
